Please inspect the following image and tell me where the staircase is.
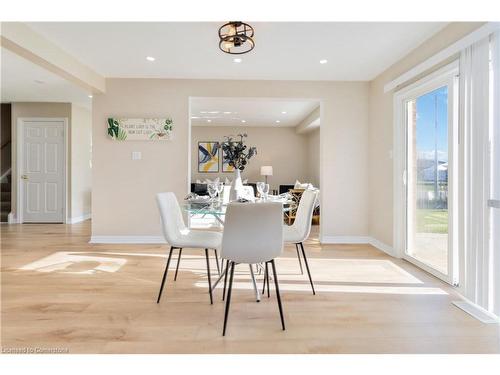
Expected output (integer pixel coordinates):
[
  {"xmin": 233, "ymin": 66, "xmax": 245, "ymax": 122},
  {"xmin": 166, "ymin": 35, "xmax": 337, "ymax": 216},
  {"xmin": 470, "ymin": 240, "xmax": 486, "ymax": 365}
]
[{"xmin": 1, "ymin": 171, "xmax": 11, "ymax": 223}]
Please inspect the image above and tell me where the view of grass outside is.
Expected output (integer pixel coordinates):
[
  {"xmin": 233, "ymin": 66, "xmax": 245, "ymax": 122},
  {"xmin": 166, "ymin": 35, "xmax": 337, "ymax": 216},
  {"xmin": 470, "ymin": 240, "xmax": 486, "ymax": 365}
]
[{"xmin": 416, "ymin": 209, "xmax": 448, "ymax": 233}]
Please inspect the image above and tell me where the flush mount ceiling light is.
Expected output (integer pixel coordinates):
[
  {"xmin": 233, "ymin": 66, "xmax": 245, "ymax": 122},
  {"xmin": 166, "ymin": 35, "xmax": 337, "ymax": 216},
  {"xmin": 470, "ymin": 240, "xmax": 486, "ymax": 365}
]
[
  {"xmin": 275, "ymin": 120, "xmax": 281, "ymax": 124},
  {"xmin": 281, "ymin": 111, "xmax": 287, "ymax": 114},
  {"xmin": 146, "ymin": 56, "xmax": 155, "ymax": 62},
  {"xmin": 88, "ymin": 95, "xmax": 93, "ymax": 98},
  {"xmin": 319, "ymin": 59, "xmax": 328, "ymax": 64},
  {"xmin": 233, "ymin": 58, "xmax": 243, "ymax": 63},
  {"xmin": 219, "ymin": 21, "xmax": 255, "ymax": 55}
]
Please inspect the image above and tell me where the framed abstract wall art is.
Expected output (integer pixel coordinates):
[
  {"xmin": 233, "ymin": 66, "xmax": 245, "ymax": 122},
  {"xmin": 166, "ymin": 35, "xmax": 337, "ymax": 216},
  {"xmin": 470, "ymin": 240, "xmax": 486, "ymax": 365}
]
[{"xmin": 198, "ymin": 141, "xmax": 220, "ymax": 173}]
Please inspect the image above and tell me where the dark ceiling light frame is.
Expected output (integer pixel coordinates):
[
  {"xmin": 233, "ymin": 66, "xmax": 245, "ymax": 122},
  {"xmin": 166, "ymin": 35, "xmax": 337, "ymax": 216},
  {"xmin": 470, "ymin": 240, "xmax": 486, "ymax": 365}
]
[{"xmin": 218, "ymin": 21, "xmax": 255, "ymax": 55}]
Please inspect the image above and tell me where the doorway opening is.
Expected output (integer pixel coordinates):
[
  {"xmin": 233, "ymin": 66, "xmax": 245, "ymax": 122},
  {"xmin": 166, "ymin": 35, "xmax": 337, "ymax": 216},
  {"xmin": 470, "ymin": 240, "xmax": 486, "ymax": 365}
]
[{"xmin": 187, "ymin": 97, "xmax": 321, "ymax": 235}]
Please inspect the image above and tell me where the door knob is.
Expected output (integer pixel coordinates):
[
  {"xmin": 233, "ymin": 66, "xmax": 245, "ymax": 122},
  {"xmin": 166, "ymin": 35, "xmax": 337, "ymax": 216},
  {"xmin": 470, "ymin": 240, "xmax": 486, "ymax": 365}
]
[{"xmin": 21, "ymin": 175, "xmax": 28, "ymax": 180}]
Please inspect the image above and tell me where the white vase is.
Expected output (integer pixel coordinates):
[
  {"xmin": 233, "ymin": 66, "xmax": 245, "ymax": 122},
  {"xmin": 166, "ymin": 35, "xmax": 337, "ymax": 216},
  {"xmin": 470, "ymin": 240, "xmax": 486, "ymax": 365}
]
[{"xmin": 229, "ymin": 169, "xmax": 244, "ymax": 201}]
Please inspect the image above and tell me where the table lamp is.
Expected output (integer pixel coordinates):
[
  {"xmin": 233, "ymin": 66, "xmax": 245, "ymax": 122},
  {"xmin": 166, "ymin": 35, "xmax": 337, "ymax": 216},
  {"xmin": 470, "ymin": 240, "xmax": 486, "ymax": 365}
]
[{"xmin": 260, "ymin": 165, "xmax": 273, "ymax": 185}]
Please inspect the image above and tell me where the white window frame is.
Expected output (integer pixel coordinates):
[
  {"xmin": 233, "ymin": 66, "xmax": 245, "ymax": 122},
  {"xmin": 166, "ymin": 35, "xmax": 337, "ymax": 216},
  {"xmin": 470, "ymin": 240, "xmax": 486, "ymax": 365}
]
[{"xmin": 393, "ymin": 61, "xmax": 459, "ymax": 285}]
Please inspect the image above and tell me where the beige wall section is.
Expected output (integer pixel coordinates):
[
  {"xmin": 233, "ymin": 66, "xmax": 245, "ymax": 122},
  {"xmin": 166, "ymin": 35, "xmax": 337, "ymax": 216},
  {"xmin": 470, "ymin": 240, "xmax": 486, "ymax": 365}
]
[
  {"xmin": 368, "ymin": 22, "xmax": 485, "ymax": 246},
  {"xmin": 70, "ymin": 105, "xmax": 92, "ymax": 219},
  {"xmin": 192, "ymin": 125, "xmax": 310, "ymax": 191},
  {"xmin": 92, "ymin": 79, "xmax": 368, "ymax": 238},
  {"xmin": 306, "ymin": 128, "xmax": 320, "ymax": 187},
  {"xmin": 10, "ymin": 102, "xmax": 72, "ymax": 220}
]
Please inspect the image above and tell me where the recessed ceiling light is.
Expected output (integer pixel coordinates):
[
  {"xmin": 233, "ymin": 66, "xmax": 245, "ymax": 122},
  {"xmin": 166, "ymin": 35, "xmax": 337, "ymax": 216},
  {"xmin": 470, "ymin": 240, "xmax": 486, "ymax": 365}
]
[
  {"xmin": 275, "ymin": 120, "xmax": 281, "ymax": 123},
  {"xmin": 207, "ymin": 119, "xmax": 212, "ymax": 123},
  {"xmin": 233, "ymin": 58, "xmax": 242, "ymax": 63},
  {"xmin": 241, "ymin": 120, "xmax": 246, "ymax": 123},
  {"xmin": 319, "ymin": 59, "xmax": 328, "ymax": 64},
  {"xmin": 281, "ymin": 111, "xmax": 287, "ymax": 114},
  {"xmin": 146, "ymin": 56, "xmax": 156, "ymax": 62},
  {"xmin": 88, "ymin": 95, "xmax": 93, "ymax": 98}
]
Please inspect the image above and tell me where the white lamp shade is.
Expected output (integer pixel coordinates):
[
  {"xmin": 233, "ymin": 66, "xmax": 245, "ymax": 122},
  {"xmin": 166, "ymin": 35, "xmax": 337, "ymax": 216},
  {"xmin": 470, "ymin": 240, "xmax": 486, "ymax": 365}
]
[{"xmin": 260, "ymin": 166, "xmax": 273, "ymax": 176}]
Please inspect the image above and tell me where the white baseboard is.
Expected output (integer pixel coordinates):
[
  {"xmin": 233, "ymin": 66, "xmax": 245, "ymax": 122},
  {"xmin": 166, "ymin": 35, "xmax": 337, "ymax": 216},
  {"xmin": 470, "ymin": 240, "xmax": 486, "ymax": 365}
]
[
  {"xmin": 368, "ymin": 237, "xmax": 397, "ymax": 257},
  {"xmin": 321, "ymin": 235, "xmax": 397, "ymax": 257},
  {"xmin": 89, "ymin": 236, "xmax": 166, "ymax": 244},
  {"xmin": 7, "ymin": 212, "xmax": 17, "ymax": 224},
  {"xmin": 68, "ymin": 213, "xmax": 91, "ymax": 224},
  {"xmin": 453, "ymin": 300, "xmax": 500, "ymax": 324}
]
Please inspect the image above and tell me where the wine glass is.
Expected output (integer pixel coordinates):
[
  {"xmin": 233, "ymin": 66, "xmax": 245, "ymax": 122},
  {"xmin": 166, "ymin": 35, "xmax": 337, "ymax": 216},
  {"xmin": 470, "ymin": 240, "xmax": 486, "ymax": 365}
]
[
  {"xmin": 216, "ymin": 182, "xmax": 224, "ymax": 203},
  {"xmin": 216, "ymin": 182, "xmax": 224, "ymax": 196},
  {"xmin": 262, "ymin": 183, "xmax": 270, "ymax": 200},
  {"xmin": 257, "ymin": 182, "xmax": 265, "ymax": 199},
  {"xmin": 207, "ymin": 183, "xmax": 218, "ymax": 202}
]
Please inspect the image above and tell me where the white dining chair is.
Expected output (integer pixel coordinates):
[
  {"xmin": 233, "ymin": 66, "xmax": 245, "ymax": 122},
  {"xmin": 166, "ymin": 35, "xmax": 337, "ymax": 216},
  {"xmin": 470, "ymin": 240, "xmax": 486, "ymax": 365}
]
[
  {"xmin": 220, "ymin": 201, "xmax": 285, "ymax": 336},
  {"xmin": 156, "ymin": 192, "xmax": 222, "ymax": 305},
  {"xmin": 282, "ymin": 189, "xmax": 318, "ymax": 295}
]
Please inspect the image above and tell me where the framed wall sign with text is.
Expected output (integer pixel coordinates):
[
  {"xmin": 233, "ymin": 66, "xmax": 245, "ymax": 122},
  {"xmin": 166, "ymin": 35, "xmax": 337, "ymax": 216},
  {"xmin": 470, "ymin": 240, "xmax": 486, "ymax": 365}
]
[{"xmin": 107, "ymin": 118, "xmax": 173, "ymax": 141}]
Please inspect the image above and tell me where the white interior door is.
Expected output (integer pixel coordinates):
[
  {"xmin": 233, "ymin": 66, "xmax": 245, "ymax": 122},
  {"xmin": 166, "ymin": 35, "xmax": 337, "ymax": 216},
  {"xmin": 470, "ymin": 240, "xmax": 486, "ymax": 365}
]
[{"xmin": 21, "ymin": 119, "xmax": 65, "ymax": 223}]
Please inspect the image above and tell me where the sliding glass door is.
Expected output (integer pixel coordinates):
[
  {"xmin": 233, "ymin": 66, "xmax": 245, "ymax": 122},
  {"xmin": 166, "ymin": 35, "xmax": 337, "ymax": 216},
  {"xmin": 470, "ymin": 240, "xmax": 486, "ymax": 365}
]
[{"xmin": 400, "ymin": 64, "xmax": 458, "ymax": 283}]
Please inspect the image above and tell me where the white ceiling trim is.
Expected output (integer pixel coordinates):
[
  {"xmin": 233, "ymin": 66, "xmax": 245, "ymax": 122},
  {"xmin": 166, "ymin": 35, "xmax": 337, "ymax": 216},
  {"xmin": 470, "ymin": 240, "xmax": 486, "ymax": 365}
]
[
  {"xmin": 1, "ymin": 22, "xmax": 105, "ymax": 93},
  {"xmin": 296, "ymin": 107, "xmax": 320, "ymax": 134},
  {"xmin": 384, "ymin": 22, "xmax": 500, "ymax": 93}
]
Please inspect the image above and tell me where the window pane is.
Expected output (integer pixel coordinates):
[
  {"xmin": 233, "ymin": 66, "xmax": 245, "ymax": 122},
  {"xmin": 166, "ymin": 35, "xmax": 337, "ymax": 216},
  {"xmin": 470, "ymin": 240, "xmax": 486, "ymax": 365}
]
[{"xmin": 407, "ymin": 86, "xmax": 449, "ymax": 275}]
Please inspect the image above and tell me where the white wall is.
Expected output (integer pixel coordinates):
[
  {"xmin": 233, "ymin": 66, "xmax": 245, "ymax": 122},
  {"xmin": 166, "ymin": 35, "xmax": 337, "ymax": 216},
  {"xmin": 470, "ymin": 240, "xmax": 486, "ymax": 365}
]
[
  {"xmin": 191, "ymin": 125, "xmax": 310, "ymax": 191},
  {"xmin": 306, "ymin": 128, "xmax": 320, "ymax": 187},
  {"xmin": 92, "ymin": 78, "xmax": 369, "ymax": 239},
  {"xmin": 70, "ymin": 105, "xmax": 92, "ymax": 220}
]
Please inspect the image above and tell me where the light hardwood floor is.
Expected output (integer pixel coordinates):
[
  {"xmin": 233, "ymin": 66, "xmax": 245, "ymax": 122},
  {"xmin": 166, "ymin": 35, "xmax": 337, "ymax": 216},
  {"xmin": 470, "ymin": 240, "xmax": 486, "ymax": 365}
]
[{"xmin": 1, "ymin": 221, "xmax": 499, "ymax": 354}]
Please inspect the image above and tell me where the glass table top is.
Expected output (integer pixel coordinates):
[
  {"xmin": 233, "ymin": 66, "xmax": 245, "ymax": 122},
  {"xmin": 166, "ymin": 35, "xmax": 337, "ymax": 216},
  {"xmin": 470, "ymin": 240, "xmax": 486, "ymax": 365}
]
[{"xmin": 182, "ymin": 198, "xmax": 296, "ymax": 216}]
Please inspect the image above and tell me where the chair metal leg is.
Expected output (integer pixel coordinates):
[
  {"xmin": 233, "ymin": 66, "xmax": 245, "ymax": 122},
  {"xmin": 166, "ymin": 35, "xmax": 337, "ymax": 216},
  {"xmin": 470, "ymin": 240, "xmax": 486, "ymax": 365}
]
[
  {"xmin": 295, "ymin": 243, "xmax": 304, "ymax": 274},
  {"xmin": 157, "ymin": 246, "xmax": 175, "ymax": 303},
  {"xmin": 174, "ymin": 248, "xmax": 183, "ymax": 281},
  {"xmin": 222, "ymin": 259, "xmax": 229, "ymax": 301},
  {"xmin": 299, "ymin": 242, "xmax": 316, "ymax": 295},
  {"xmin": 222, "ymin": 261, "xmax": 235, "ymax": 336},
  {"xmin": 214, "ymin": 249, "xmax": 221, "ymax": 276},
  {"xmin": 266, "ymin": 263, "xmax": 270, "ymax": 298},
  {"xmin": 205, "ymin": 248, "xmax": 213, "ymax": 304},
  {"xmin": 270, "ymin": 259, "xmax": 285, "ymax": 330},
  {"xmin": 249, "ymin": 264, "xmax": 260, "ymax": 302},
  {"xmin": 262, "ymin": 262, "xmax": 267, "ymax": 295}
]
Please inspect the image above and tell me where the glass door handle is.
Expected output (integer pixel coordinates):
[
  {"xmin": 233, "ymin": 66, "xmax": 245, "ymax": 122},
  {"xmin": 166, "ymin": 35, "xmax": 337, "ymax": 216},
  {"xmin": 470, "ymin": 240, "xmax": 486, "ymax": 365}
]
[{"xmin": 487, "ymin": 199, "xmax": 500, "ymax": 209}]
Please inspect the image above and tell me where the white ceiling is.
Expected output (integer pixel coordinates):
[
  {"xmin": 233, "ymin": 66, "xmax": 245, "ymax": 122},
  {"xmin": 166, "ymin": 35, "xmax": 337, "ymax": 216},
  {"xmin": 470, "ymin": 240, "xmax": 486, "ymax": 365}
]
[
  {"xmin": 26, "ymin": 22, "xmax": 447, "ymax": 81},
  {"xmin": 190, "ymin": 97, "xmax": 319, "ymax": 127},
  {"xmin": 1, "ymin": 48, "xmax": 92, "ymax": 109}
]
